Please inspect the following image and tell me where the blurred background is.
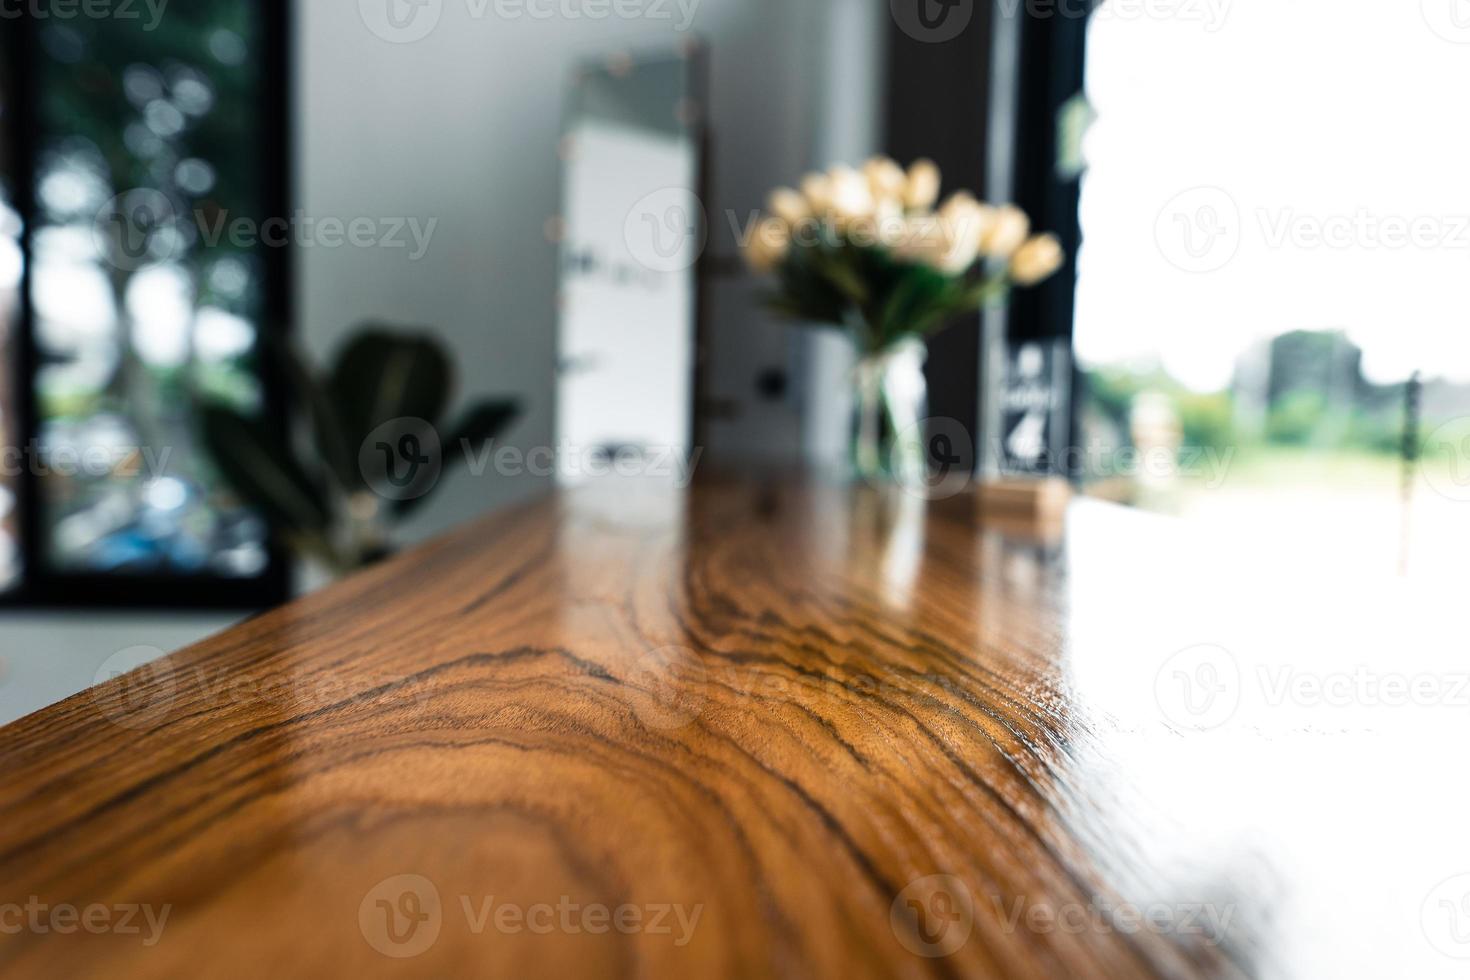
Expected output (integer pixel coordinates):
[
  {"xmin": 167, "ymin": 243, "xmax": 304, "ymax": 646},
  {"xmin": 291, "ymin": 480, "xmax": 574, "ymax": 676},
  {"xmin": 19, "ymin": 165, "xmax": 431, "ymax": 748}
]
[{"xmin": 0, "ymin": 0, "xmax": 1466, "ymax": 723}]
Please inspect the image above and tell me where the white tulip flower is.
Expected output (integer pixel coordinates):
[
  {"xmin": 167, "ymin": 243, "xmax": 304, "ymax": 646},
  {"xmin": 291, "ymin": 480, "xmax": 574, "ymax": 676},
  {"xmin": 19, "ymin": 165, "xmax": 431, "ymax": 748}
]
[
  {"xmin": 768, "ymin": 187, "xmax": 809, "ymax": 227},
  {"xmin": 890, "ymin": 214, "xmax": 942, "ymax": 266},
  {"xmin": 744, "ymin": 216, "xmax": 791, "ymax": 272},
  {"xmin": 938, "ymin": 192, "xmax": 993, "ymax": 247},
  {"xmin": 891, "ymin": 211, "xmax": 981, "ymax": 275},
  {"xmin": 903, "ymin": 158, "xmax": 942, "ymax": 211},
  {"xmin": 1009, "ymin": 233, "xmax": 1064, "ymax": 285},
  {"xmin": 827, "ymin": 165, "xmax": 875, "ymax": 224},
  {"xmin": 939, "ymin": 209, "xmax": 985, "ymax": 274},
  {"xmin": 801, "ymin": 172, "xmax": 832, "ymax": 216},
  {"xmin": 938, "ymin": 190, "xmax": 978, "ymax": 216},
  {"xmin": 981, "ymin": 204, "xmax": 1030, "ymax": 259},
  {"xmin": 847, "ymin": 196, "xmax": 906, "ymax": 249},
  {"xmin": 863, "ymin": 156, "xmax": 907, "ymax": 203}
]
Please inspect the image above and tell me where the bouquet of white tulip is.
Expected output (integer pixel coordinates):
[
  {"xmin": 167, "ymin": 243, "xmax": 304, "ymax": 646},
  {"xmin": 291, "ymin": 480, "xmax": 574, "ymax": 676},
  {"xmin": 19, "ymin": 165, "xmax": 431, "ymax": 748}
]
[
  {"xmin": 744, "ymin": 156, "xmax": 1063, "ymax": 350},
  {"xmin": 742, "ymin": 157, "xmax": 1064, "ymax": 481}
]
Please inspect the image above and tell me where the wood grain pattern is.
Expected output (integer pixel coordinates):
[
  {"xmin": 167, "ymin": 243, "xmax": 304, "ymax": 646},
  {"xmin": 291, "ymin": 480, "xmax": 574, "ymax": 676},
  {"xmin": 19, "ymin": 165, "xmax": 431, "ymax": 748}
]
[{"xmin": 0, "ymin": 476, "xmax": 1464, "ymax": 978}]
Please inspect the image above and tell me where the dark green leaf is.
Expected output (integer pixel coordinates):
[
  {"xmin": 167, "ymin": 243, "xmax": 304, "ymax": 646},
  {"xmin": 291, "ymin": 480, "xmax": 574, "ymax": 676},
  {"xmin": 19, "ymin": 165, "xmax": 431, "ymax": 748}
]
[
  {"xmin": 932, "ymin": 276, "xmax": 1010, "ymax": 323},
  {"xmin": 199, "ymin": 405, "xmax": 330, "ymax": 536},
  {"xmin": 328, "ymin": 327, "xmax": 454, "ymax": 456},
  {"xmin": 875, "ymin": 265, "xmax": 951, "ymax": 343},
  {"xmin": 776, "ymin": 242, "xmax": 850, "ymax": 324},
  {"xmin": 268, "ymin": 337, "xmax": 361, "ymax": 495},
  {"xmin": 811, "ymin": 248, "xmax": 870, "ymax": 307}
]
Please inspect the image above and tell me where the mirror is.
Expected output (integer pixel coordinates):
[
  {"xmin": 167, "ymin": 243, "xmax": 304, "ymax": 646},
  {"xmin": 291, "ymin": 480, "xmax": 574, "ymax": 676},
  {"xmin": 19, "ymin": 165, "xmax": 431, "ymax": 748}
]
[{"xmin": 555, "ymin": 46, "xmax": 705, "ymax": 484}]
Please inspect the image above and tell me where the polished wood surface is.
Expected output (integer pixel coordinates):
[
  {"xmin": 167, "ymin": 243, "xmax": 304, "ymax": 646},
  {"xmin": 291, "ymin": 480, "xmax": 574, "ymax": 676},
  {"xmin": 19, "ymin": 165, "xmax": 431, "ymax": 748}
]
[{"xmin": 1, "ymin": 477, "xmax": 1465, "ymax": 978}]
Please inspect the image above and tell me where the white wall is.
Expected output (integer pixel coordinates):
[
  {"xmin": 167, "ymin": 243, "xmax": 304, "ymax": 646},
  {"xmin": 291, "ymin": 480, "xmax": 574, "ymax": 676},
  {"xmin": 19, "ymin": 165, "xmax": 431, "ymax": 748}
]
[
  {"xmin": 0, "ymin": 613, "xmax": 238, "ymax": 727},
  {"xmin": 0, "ymin": 0, "xmax": 886, "ymax": 727}
]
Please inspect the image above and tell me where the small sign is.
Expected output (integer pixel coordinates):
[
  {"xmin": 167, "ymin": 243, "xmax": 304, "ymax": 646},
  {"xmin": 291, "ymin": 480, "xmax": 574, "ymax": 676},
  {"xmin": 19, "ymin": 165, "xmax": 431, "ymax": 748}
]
[{"xmin": 999, "ymin": 341, "xmax": 1071, "ymax": 477}]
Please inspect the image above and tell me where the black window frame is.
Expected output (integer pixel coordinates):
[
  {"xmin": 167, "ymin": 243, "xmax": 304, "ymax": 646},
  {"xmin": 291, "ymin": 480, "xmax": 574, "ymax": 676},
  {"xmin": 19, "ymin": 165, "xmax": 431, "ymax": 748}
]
[
  {"xmin": 885, "ymin": 0, "xmax": 1091, "ymax": 474},
  {"xmin": 1004, "ymin": 2, "xmax": 1089, "ymax": 348}
]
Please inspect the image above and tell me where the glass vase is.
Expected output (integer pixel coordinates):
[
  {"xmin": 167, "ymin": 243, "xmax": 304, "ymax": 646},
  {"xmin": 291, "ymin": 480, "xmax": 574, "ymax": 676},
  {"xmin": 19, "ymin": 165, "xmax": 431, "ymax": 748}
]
[{"xmin": 851, "ymin": 336, "xmax": 928, "ymax": 485}]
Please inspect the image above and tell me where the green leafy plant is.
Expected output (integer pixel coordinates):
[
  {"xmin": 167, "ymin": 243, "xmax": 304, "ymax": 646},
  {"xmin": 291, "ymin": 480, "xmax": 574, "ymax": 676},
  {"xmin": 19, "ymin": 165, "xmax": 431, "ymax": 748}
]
[{"xmin": 199, "ymin": 325, "xmax": 519, "ymax": 576}]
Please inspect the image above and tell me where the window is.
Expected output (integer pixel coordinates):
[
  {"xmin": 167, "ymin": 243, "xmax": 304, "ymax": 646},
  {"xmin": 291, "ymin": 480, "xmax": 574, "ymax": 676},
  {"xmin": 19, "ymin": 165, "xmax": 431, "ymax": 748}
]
[
  {"xmin": 2, "ymin": 3, "xmax": 288, "ymax": 607},
  {"xmin": 1015, "ymin": 1, "xmax": 1470, "ymax": 577}
]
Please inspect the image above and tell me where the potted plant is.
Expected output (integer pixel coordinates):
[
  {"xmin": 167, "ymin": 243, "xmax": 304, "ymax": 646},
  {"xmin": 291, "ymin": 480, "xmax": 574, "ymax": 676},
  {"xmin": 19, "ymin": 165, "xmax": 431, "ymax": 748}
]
[
  {"xmin": 198, "ymin": 325, "xmax": 519, "ymax": 582},
  {"xmin": 742, "ymin": 156, "xmax": 1064, "ymax": 482}
]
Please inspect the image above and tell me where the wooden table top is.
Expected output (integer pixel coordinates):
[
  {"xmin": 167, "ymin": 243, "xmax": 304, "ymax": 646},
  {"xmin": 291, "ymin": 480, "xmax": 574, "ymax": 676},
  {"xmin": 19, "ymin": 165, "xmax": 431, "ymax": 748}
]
[{"xmin": 1, "ymin": 476, "xmax": 1465, "ymax": 978}]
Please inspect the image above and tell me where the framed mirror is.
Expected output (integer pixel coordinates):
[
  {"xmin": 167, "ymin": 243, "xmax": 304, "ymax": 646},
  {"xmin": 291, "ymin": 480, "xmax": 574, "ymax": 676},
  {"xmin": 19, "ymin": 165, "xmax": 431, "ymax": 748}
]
[{"xmin": 554, "ymin": 44, "xmax": 707, "ymax": 485}]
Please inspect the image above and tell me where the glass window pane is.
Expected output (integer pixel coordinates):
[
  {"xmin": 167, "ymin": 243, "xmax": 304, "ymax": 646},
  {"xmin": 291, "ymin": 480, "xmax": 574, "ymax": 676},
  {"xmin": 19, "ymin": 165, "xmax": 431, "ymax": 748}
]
[
  {"xmin": 30, "ymin": 6, "xmax": 270, "ymax": 579},
  {"xmin": 0, "ymin": 52, "xmax": 19, "ymax": 591},
  {"xmin": 1074, "ymin": 2, "xmax": 1470, "ymax": 577}
]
